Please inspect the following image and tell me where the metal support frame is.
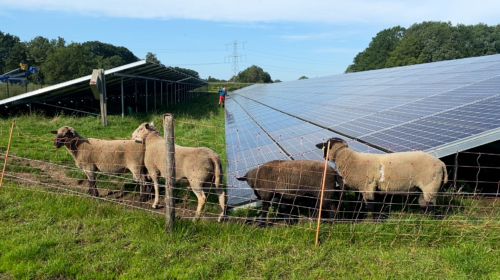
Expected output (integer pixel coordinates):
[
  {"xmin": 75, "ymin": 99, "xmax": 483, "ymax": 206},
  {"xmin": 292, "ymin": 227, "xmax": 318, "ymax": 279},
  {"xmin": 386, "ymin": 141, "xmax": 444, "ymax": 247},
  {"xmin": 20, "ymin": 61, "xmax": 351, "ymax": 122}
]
[
  {"xmin": 121, "ymin": 77, "xmax": 124, "ymax": 118},
  {"xmin": 135, "ymin": 79, "xmax": 138, "ymax": 113},
  {"xmin": 34, "ymin": 102, "xmax": 99, "ymax": 116},
  {"xmin": 145, "ymin": 80, "xmax": 148, "ymax": 113},
  {"xmin": 160, "ymin": 81, "xmax": 163, "ymax": 106},
  {"xmin": 154, "ymin": 80, "xmax": 157, "ymax": 111}
]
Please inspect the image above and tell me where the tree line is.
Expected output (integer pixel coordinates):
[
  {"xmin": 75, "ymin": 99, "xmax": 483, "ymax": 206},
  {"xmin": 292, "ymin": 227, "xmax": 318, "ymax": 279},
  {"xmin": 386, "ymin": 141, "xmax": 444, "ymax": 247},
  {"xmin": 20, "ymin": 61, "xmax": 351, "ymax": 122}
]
[
  {"xmin": 0, "ymin": 30, "xmax": 200, "ymax": 85},
  {"xmin": 345, "ymin": 21, "xmax": 500, "ymax": 73}
]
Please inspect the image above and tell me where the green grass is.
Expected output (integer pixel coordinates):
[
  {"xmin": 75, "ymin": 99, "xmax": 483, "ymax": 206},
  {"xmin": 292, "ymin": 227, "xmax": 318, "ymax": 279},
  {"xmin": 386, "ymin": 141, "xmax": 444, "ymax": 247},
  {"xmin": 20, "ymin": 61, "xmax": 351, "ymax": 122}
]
[
  {"xmin": 0, "ymin": 82, "xmax": 47, "ymax": 100},
  {"xmin": 1, "ymin": 186, "xmax": 500, "ymax": 279},
  {"xmin": 2, "ymin": 92, "xmax": 500, "ymax": 279}
]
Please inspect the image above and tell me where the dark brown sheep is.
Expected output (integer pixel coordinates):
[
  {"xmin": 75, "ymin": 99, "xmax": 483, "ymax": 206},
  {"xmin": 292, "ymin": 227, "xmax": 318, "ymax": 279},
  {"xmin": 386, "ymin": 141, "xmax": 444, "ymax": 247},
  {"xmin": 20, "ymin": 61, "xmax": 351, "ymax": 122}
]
[{"xmin": 237, "ymin": 160, "xmax": 344, "ymax": 226}]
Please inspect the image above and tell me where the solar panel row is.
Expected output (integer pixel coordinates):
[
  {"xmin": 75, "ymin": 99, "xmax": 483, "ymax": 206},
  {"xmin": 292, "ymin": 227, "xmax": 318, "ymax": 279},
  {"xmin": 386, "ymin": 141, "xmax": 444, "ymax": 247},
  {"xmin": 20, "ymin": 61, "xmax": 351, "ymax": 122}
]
[{"xmin": 225, "ymin": 54, "xmax": 500, "ymax": 205}]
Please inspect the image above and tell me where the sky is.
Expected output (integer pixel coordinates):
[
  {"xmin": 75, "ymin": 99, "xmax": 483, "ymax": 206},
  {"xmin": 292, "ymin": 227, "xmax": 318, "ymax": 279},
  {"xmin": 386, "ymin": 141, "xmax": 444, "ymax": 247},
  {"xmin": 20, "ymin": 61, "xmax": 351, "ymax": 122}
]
[{"xmin": 1, "ymin": 0, "xmax": 499, "ymax": 82}]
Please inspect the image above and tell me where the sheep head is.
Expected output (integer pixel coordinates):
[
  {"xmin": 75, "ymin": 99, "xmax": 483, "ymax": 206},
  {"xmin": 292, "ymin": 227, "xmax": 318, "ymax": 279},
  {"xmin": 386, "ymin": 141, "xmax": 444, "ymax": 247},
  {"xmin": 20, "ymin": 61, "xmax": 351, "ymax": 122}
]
[
  {"xmin": 131, "ymin": 122, "xmax": 159, "ymax": 143},
  {"xmin": 315, "ymin": 137, "xmax": 348, "ymax": 161},
  {"xmin": 236, "ymin": 168, "xmax": 257, "ymax": 188},
  {"xmin": 50, "ymin": 126, "xmax": 78, "ymax": 148}
]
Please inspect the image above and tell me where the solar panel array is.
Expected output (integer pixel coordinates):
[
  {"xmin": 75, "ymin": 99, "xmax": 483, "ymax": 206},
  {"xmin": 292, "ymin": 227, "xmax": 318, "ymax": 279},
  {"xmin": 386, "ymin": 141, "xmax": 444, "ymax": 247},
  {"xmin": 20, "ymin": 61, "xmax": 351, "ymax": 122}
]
[{"xmin": 225, "ymin": 54, "xmax": 500, "ymax": 205}]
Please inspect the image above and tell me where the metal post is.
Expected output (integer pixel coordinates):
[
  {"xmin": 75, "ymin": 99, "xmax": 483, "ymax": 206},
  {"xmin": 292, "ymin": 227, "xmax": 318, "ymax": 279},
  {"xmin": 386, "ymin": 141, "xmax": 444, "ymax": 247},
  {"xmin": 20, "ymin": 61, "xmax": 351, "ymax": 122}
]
[
  {"xmin": 121, "ymin": 77, "xmax": 124, "ymax": 118},
  {"xmin": 174, "ymin": 83, "xmax": 177, "ymax": 105},
  {"xmin": 135, "ymin": 79, "xmax": 138, "ymax": 113},
  {"xmin": 29, "ymin": 103, "xmax": 32, "ymax": 115},
  {"xmin": 453, "ymin": 152, "xmax": 459, "ymax": 192},
  {"xmin": 161, "ymin": 81, "xmax": 163, "ymax": 106},
  {"xmin": 145, "ymin": 80, "xmax": 148, "ymax": 113},
  {"xmin": 6, "ymin": 80, "xmax": 9, "ymax": 98},
  {"xmin": 163, "ymin": 113, "xmax": 176, "ymax": 233},
  {"xmin": 154, "ymin": 81, "xmax": 157, "ymax": 111}
]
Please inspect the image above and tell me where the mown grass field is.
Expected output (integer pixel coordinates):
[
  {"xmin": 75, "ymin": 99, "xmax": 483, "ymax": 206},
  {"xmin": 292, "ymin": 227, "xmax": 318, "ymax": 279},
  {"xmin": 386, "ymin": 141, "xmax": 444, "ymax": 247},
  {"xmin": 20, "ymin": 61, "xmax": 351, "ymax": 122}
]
[{"xmin": 1, "ymin": 92, "xmax": 500, "ymax": 279}]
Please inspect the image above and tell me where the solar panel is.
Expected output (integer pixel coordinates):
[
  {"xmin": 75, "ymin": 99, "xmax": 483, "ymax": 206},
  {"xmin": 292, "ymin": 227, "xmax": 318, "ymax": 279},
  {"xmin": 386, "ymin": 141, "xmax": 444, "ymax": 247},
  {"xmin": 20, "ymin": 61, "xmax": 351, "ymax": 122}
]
[{"xmin": 225, "ymin": 54, "xmax": 500, "ymax": 205}]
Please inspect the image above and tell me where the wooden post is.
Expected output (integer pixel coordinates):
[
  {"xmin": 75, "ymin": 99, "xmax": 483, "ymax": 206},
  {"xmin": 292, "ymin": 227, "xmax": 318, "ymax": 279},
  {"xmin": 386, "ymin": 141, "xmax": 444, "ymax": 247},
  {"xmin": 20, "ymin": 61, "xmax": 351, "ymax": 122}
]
[
  {"xmin": 315, "ymin": 143, "xmax": 331, "ymax": 247},
  {"xmin": 163, "ymin": 113, "xmax": 176, "ymax": 232},
  {"xmin": 101, "ymin": 70, "xmax": 107, "ymax": 126},
  {"xmin": 0, "ymin": 120, "xmax": 15, "ymax": 191}
]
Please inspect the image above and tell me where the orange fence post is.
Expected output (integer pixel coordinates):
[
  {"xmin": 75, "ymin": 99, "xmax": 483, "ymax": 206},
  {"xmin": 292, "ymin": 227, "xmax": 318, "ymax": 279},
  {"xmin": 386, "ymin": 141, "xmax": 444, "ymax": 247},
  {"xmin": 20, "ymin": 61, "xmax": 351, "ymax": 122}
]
[
  {"xmin": 315, "ymin": 143, "xmax": 330, "ymax": 247},
  {"xmin": 0, "ymin": 120, "xmax": 16, "ymax": 191}
]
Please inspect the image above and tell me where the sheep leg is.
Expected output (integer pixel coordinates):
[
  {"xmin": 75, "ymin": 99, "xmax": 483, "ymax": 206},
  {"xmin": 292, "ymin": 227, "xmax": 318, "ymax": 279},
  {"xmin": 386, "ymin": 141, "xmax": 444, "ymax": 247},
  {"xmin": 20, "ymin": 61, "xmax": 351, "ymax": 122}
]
[
  {"xmin": 257, "ymin": 200, "xmax": 271, "ymax": 227},
  {"xmin": 190, "ymin": 184, "xmax": 206, "ymax": 221},
  {"xmin": 352, "ymin": 192, "xmax": 367, "ymax": 222},
  {"xmin": 85, "ymin": 170, "xmax": 99, "ymax": 197},
  {"xmin": 214, "ymin": 188, "xmax": 226, "ymax": 222},
  {"xmin": 419, "ymin": 192, "xmax": 436, "ymax": 215},
  {"xmin": 147, "ymin": 172, "xmax": 161, "ymax": 208},
  {"xmin": 279, "ymin": 201, "xmax": 296, "ymax": 225}
]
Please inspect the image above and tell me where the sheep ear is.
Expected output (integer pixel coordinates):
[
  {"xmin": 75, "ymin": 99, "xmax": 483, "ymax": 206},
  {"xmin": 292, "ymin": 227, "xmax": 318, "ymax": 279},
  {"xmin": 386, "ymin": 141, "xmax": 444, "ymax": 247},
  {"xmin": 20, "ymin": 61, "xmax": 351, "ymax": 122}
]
[
  {"xmin": 150, "ymin": 121, "xmax": 154, "ymax": 127},
  {"xmin": 236, "ymin": 177, "xmax": 247, "ymax": 182},
  {"xmin": 145, "ymin": 123, "xmax": 149, "ymax": 129},
  {"xmin": 50, "ymin": 130, "xmax": 57, "ymax": 134},
  {"xmin": 315, "ymin": 142, "xmax": 326, "ymax": 149},
  {"xmin": 69, "ymin": 128, "xmax": 76, "ymax": 136}
]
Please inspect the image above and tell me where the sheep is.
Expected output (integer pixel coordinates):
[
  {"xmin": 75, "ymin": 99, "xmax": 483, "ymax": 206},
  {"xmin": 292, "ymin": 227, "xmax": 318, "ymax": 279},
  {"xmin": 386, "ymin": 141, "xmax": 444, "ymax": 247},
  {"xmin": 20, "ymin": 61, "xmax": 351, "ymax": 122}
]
[
  {"xmin": 236, "ymin": 160, "xmax": 345, "ymax": 226},
  {"xmin": 131, "ymin": 122, "xmax": 226, "ymax": 222},
  {"xmin": 50, "ymin": 126, "xmax": 147, "ymax": 198},
  {"xmin": 315, "ymin": 138, "xmax": 448, "ymax": 217}
]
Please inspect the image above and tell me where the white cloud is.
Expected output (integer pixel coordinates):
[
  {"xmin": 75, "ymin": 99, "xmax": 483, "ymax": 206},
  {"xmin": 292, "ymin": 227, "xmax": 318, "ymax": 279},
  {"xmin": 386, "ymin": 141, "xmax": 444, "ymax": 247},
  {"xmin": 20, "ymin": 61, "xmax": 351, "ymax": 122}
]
[{"xmin": 2, "ymin": 0, "xmax": 500, "ymax": 25}]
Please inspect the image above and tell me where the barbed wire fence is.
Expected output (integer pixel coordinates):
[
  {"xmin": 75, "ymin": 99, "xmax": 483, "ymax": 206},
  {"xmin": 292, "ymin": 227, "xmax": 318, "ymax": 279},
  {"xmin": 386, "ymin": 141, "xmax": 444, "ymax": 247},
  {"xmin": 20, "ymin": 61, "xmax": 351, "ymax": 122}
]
[{"xmin": 1, "ymin": 118, "xmax": 500, "ymax": 245}]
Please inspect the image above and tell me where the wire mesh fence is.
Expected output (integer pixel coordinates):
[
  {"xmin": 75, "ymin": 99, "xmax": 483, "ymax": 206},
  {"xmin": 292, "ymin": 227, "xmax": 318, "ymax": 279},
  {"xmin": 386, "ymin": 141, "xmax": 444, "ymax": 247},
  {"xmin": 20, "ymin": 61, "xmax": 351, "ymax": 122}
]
[{"xmin": 1, "ymin": 118, "xmax": 500, "ymax": 244}]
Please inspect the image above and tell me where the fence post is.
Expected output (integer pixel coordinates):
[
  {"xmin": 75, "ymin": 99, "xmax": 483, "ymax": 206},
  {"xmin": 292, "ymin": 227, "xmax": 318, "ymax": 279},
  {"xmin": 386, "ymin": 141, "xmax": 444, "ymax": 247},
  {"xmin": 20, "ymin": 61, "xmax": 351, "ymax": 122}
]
[
  {"xmin": 163, "ymin": 113, "xmax": 176, "ymax": 232},
  {"xmin": 0, "ymin": 120, "xmax": 15, "ymax": 191},
  {"xmin": 315, "ymin": 143, "xmax": 331, "ymax": 247}
]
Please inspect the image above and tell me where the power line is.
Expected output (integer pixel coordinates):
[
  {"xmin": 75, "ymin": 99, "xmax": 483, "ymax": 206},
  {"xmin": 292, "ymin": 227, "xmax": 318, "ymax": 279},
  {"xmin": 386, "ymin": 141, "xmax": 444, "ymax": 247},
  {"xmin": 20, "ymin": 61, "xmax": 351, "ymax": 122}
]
[
  {"xmin": 246, "ymin": 48, "xmax": 345, "ymax": 65},
  {"xmin": 225, "ymin": 40, "xmax": 246, "ymax": 81}
]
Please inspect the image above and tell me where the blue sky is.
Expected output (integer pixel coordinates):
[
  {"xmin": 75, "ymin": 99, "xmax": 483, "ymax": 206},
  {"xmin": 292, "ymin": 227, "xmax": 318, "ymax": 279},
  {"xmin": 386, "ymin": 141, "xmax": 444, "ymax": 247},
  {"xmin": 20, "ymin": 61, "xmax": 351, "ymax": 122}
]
[{"xmin": 1, "ymin": 0, "xmax": 499, "ymax": 81}]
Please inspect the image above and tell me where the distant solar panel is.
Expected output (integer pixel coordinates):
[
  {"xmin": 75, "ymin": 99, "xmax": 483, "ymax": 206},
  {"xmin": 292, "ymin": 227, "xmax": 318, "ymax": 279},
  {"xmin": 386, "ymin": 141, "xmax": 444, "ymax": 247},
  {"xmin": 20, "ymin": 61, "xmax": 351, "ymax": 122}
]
[{"xmin": 225, "ymin": 54, "xmax": 500, "ymax": 205}]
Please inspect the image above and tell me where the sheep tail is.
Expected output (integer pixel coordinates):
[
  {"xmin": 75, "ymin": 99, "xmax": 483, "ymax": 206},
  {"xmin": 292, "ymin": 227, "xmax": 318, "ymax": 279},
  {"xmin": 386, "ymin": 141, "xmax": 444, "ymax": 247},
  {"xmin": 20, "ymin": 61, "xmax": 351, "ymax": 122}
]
[
  {"xmin": 212, "ymin": 156, "xmax": 223, "ymax": 189},
  {"xmin": 441, "ymin": 162, "xmax": 448, "ymax": 186}
]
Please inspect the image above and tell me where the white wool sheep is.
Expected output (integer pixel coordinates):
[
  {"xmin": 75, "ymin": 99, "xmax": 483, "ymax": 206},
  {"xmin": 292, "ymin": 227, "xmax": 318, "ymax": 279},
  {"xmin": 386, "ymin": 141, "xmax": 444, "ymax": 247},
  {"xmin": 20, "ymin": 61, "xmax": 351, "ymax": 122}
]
[{"xmin": 316, "ymin": 138, "xmax": 448, "ymax": 217}]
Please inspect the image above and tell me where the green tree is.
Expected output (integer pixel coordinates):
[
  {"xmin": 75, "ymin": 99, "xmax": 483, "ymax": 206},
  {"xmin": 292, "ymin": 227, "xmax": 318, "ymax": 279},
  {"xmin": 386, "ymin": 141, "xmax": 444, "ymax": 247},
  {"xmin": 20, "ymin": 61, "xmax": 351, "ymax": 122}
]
[
  {"xmin": 236, "ymin": 65, "xmax": 272, "ymax": 83},
  {"xmin": 172, "ymin": 67, "xmax": 199, "ymax": 78},
  {"xmin": 0, "ymin": 31, "xmax": 21, "ymax": 73},
  {"xmin": 145, "ymin": 52, "xmax": 160, "ymax": 64},
  {"xmin": 345, "ymin": 26, "xmax": 405, "ymax": 73},
  {"xmin": 43, "ymin": 43, "xmax": 94, "ymax": 83},
  {"xmin": 207, "ymin": 76, "xmax": 225, "ymax": 82},
  {"xmin": 298, "ymin": 76, "xmax": 308, "ymax": 80},
  {"xmin": 4, "ymin": 43, "xmax": 28, "ymax": 71},
  {"xmin": 83, "ymin": 41, "xmax": 138, "ymax": 65},
  {"xmin": 274, "ymin": 79, "xmax": 282, "ymax": 83}
]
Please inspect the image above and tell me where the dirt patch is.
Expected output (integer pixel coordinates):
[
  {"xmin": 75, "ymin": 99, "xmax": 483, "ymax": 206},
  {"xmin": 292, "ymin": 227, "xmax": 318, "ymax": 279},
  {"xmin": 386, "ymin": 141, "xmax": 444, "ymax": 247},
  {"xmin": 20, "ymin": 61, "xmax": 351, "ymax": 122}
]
[{"xmin": 4, "ymin": 157, "xmax": 221, "ymax": 220}]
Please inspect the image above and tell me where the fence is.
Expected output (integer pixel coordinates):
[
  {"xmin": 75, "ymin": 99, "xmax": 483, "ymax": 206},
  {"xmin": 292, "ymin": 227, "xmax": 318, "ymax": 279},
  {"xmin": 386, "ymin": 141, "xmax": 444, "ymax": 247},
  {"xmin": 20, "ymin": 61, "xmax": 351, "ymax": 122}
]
[{"xmin": 1, "ymin": 117, "xmax": 500, "ymax": 245}]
